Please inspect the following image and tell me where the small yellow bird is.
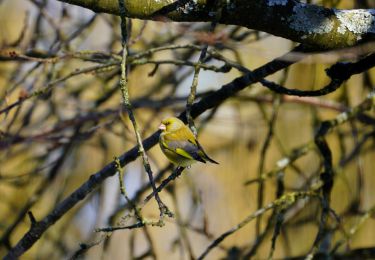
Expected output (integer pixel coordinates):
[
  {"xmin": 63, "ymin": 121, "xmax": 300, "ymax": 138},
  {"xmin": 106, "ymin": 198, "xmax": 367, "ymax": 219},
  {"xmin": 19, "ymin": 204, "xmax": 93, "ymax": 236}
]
[{"xmin": 159, "ymin": 117, "xmax": 219, "ymax": 167}]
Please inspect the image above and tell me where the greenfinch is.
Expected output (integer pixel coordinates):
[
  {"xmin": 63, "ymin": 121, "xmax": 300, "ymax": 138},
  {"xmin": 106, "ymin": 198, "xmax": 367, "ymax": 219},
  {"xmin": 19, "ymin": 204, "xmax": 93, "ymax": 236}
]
[{"xmin": 159, "ymin": 117, "xmax": 219, "ymax": 167}]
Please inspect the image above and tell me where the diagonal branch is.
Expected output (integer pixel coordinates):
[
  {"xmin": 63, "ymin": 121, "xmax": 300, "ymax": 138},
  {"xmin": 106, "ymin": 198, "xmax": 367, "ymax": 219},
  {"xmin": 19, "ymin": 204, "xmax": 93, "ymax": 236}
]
[{"xmin": 4, "ymin": 44, "xmax": 307, "ymax": 260}]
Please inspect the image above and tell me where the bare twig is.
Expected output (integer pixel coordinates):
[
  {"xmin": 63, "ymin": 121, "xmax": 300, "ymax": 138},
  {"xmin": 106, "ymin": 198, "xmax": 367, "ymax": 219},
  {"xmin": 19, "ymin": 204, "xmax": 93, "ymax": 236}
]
[{"xmin": 117, "ymin": 0, "xmax": 173, "ymax": 219}]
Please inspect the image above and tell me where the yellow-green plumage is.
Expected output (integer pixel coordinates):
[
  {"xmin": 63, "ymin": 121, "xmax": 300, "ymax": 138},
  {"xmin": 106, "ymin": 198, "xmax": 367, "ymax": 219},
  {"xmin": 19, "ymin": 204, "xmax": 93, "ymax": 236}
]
[{"xmin": 159, "ymin": 117, "xmax": 219, "ymax": 167}]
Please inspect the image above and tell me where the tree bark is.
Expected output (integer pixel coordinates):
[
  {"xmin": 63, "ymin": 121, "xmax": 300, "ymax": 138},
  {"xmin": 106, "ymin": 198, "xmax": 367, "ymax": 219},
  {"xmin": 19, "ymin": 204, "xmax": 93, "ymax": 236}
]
[{"xmin": 58, "ymin": 0, "xmax": 375, "ymax": 49}]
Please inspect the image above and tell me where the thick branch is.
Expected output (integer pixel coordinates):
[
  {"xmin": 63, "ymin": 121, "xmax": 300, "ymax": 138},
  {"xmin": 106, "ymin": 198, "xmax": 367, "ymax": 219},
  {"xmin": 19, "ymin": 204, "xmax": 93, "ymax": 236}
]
[{"xmin": 58, "ymin": 0, "xmax": 375, "ymax": 49}]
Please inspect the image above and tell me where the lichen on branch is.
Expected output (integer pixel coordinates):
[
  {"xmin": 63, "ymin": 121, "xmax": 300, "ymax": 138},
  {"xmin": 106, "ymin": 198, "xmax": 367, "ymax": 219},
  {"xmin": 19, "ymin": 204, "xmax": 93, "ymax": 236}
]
[{"xmin": 58, "ymin": 0, "xmax": 375, "ymax": 49}]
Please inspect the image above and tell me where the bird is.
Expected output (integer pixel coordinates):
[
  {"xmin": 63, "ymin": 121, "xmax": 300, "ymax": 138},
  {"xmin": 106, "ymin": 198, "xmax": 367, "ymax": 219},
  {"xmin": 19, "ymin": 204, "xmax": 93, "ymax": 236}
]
[{"xmin": 158, "ymin": 117, "xmax": 219, "ymax": 167}]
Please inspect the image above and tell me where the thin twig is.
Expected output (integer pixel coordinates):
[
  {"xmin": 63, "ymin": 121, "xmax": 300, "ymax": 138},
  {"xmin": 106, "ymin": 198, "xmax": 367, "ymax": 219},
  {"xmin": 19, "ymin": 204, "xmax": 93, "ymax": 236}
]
[
  {"xmin": 117, "ymin": 0, "xmax": 173, "ymax": 219},
  {"xmin": 197, "ymin": 192, "xmax": 317, "ymax": 260},
  {"xmin": 185, "ymin": 0, "xmax": 221, "ymax": 134}
]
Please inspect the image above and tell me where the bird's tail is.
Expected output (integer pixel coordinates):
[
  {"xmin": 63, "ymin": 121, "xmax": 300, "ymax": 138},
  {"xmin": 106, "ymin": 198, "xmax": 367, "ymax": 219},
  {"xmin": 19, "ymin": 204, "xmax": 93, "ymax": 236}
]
[
  {"xmin": 197, "ymin": 140, "xmax": 219, "ymax": 164},
  {"xmin": 201, "ymin": 150, "xmax": 219, "ymax": 164},
  {"xmin": 205, "ymin": 155, "xmax": 219, "ymax": 164}
]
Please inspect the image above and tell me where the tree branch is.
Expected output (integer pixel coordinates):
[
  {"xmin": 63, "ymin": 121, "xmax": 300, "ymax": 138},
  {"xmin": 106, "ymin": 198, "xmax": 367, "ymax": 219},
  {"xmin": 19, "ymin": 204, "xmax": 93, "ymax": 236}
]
[
  {"xmin": 5, "ymin": 44, "xmax": 372, "ymax": 259},
  {"xmin": 3, "ymin": 44, "xmax": 306, "ymax": 260},
  {"xmin": 57, "ymin": 0, "xmax": 375, "ymax": 49}
]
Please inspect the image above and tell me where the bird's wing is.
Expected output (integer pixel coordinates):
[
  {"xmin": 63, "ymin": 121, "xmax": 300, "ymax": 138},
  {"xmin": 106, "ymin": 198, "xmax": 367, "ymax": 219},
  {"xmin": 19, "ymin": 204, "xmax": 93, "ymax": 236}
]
[
  {"xmin": 175, "ymin": 126, "xmax": 198, "ymax": 145},
  {"xmin": 161, "ymin": 139, "xmax": 206, "ymax": 163}
]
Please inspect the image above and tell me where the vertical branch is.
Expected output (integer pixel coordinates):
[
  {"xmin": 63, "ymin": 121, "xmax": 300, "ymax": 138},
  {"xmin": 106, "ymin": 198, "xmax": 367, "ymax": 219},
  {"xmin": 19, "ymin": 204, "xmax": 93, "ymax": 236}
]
[
  {"xmin": 114, "ymin": 157, "xmax": 142, "ymax": 221},
  {"xmin": 268, "ymin": 210, "xmax": 285, "ymax": 260},
  {"xmin": 308, "ymin": 90, "xmax": 375, "ymax": 257},
  {"xmin": 117, "ymin": 0, "xmax": 172, "ymax": 219},
  {"xmin": 255, "ymin": 96, "xmax": 281, "ymax": 236},
  {"xmin": 186, "ymin": 48, "xmax": 207, "ymax": 136},
  {"xmin": 185, "ymin": 0, "xmax": 222, "ymax": 134},
  {"xmin": 310, "ymin": 122, "xmax": 334, "ymax": 257}
]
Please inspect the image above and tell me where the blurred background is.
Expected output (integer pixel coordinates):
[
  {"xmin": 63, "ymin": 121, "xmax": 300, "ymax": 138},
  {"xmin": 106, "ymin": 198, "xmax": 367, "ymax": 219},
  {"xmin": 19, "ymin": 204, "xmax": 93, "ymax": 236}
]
[{"xmin": 0, "ymin": 0, "xmax": 374, "ymax": 259}]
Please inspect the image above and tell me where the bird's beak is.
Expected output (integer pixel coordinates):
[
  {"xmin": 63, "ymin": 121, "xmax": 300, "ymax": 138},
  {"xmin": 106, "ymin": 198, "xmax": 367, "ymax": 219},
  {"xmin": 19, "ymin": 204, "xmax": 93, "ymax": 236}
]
[{"xmin": 159, "ymin": 123, "xmax": 166, "ymax": 131}]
